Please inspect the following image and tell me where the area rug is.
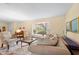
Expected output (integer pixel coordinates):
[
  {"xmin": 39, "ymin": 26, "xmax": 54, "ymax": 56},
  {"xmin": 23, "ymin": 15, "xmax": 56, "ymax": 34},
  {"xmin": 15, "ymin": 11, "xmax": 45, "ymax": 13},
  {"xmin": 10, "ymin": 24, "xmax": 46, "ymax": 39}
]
[{"xmin": 0, "ymin": 42, "xmax": 32, "ymax": 55}]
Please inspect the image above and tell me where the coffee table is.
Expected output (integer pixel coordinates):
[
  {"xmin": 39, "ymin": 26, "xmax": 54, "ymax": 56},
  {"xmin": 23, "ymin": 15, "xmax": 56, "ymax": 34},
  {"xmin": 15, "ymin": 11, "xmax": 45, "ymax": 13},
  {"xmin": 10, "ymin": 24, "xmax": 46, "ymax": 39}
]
[{"xmin": 16, "ymin": 38, "xmax": 36, "ymax": 48}]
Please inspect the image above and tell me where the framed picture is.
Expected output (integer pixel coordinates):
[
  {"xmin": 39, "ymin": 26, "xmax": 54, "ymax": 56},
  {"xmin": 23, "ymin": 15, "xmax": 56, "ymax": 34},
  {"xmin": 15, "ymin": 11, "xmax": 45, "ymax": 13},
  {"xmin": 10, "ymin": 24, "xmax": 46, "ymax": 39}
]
[
  {"xmin": 72, "ymin": 18, "xmax": 78, "ymax": 32},
  {"xmin": 66, "ymin": 17, "xmax": 79, "ymax": 33},
  {"xmin": 32, "ymin": 22, "xmax": 48, "ymax": 35}
]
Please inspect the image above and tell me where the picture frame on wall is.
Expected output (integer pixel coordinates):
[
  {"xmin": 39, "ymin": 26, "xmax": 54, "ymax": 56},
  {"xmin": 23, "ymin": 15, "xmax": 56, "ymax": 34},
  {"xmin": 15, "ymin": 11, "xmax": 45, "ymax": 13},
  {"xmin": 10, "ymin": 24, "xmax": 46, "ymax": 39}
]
[
  {"xmin": 66, "ymin": 17, "xmax": 79, "ymax": 33},
  {"xmin": 71, "ymin": 18, "xmax": 78, "ymax": 32},
  {"xmin": 32, "ymin": 22, "xmax": 48, "ymax": 35}
]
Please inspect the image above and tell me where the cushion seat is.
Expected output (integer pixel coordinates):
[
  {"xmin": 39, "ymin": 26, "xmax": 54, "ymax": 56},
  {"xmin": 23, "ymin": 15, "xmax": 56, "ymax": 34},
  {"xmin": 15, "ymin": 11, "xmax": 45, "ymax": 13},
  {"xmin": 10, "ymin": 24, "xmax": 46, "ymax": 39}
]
[
  {"xmin": 28, "ymin": 45, "xmax": 71, "ymax": 55},
  {"xmin": 28, "ymin": 37, "xmax": 71, "ymax": 55}
]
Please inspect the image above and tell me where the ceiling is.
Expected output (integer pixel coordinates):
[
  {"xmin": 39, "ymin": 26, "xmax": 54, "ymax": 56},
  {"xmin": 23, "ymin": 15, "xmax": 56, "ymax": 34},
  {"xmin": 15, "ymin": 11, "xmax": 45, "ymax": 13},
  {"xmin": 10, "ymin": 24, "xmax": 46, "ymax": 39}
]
[{"xmin": 0, "ymin": 3, "xmax": 73, "ymax": 21}]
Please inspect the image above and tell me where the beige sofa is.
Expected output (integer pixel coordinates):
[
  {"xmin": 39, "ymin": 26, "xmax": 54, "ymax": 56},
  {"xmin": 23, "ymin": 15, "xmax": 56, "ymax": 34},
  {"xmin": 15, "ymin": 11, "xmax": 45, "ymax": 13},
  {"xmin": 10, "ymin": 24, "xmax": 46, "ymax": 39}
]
[{"xmin": 28, "ymin": 37, "xmax": 71, "ymax": 55}]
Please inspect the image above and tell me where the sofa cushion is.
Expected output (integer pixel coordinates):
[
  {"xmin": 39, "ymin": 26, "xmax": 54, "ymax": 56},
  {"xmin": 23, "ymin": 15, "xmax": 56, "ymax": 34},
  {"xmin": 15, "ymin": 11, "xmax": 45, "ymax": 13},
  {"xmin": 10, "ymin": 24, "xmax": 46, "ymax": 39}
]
[
  {"xmin": 33, "ymin": 36, "xmax": 58, "ymax": 46},
  {"xmin": 28, "ymin": 45, "xmax": 71, "ymax": 55}
]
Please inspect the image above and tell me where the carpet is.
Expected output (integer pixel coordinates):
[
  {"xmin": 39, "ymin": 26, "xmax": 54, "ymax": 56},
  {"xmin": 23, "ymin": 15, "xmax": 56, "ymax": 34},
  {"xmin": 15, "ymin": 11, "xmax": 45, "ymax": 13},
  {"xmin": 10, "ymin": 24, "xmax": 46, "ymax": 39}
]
[{"xmin": 0, "ymin": 41, "xmax": 32, "ymax": 55}]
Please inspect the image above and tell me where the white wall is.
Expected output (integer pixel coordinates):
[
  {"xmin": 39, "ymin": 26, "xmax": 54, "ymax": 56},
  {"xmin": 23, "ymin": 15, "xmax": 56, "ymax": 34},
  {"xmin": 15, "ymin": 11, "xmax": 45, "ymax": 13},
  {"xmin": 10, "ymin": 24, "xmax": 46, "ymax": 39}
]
[
  {"xmin": 65, "ymin": 4, "xmax": 79, "ymax": 43},
  {"xmin": 8, "ymin": 16, "xmax": 65, "ymax": 36}
]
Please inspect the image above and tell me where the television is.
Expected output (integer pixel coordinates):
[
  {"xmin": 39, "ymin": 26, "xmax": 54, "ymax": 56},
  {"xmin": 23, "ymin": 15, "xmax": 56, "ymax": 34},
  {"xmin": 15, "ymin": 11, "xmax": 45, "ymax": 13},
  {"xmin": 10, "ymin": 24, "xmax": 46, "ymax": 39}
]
[{"xmin": 72, "ymin": 18, "xmax": 78, "ymax": 32}]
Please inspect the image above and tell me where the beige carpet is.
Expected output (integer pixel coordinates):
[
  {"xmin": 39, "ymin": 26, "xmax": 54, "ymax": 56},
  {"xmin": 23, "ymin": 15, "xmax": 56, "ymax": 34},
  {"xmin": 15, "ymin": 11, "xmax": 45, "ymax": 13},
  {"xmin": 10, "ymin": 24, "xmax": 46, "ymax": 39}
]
[{"xmin": 0, "ymin": 42, "xmax": 32, "ymax": 55}]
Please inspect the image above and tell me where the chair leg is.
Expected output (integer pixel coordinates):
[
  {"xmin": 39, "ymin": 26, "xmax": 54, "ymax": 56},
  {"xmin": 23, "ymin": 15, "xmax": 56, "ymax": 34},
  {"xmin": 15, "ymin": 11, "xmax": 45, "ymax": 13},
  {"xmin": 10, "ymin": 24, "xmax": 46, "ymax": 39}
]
[
  {"xmin": 1, "ymin": 43, "xmax": 3, "ymax": 48},
  {"xmin": 6, "ymin": 44, "xmax": 9, "ymax": 52},
  {"xmin": 7, "ymin": 45, "xmax": 9, "ymax": 50},
  {"xmin": 16, "ymin": 41, "xmax": 19, "ymax": 45}
]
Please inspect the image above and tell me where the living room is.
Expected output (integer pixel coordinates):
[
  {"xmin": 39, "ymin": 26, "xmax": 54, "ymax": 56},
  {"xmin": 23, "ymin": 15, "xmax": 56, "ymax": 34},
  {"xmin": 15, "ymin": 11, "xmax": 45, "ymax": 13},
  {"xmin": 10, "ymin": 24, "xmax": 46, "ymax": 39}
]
[{"xmin": 0, "ymin": 3, "xmax": 79, "ymax": 55}]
